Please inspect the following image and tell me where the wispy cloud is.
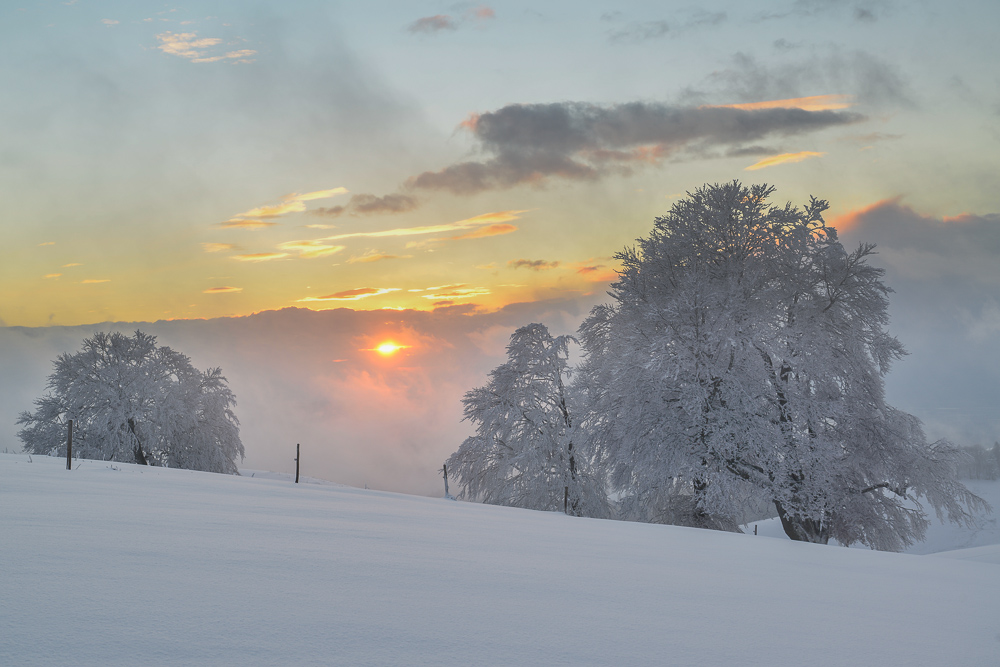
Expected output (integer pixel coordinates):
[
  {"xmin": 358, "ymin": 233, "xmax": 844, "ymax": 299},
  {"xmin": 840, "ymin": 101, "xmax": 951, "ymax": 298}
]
[
  {"xmin": 225, "ymin": 187, "xmax": 348, "ymax": 227},
  {"xmin": 44, "ymin": 273, "xmax": 61, "ymax": 279},
  {"xmin": 218, "ymin": 220, "xmax": 279, "ymax": 230},
  {"xmin": 407, "ymin": 5, "xmax": 495, "ymax": 34},
  {"xmin": 203, "ymin": 243, "xmax": 238, "ymax": 252},
  {"xmin": 449, "ymin": 223, "xmax": 518, "ymax": 240},
  {"xmin": 203, "ymin": 286, "xmax": 243, "ymax": 294},
  {"xmin": 712, "ymin": 94, "xmax": 854, "ymax": 112},
  {"xmin": 313, "ymin": 193, "xmax": 418, "ymax": 218},
  {"xmin": 81, "ymin": 279, "xmax": 110, "ymax": 284},
  {"xmin": 745, "ymin": 150, "xmax": 825, "ymax": 170},
  {"xmin": 155, "ymin": 32, "xmax": 257, "ymax": 64},
  {"xmin": 101, "ymin": 19, "xmax": 119, "ymax": 26},
  {"xmin": 508, "ymin": 259, "xmax": 560, "ymax": 271},
  {"xmin": 347, "ymin": 252, "xmax": 411, "ymax": 264},
  {"xmin": 38, "ymin": 241, "xmax": 55, "ymax": 247},
  {"xmin": 408, "ymin": 15, "xmax": 456, "ymax": 33},
  {"xmin": 320, "ymin": 210, "xmax": 527, "ymax": 242},
  {"xmin": 419, "ymin": 285, "xmax": 491, "ymax": 300},
  {"xmin": 276, "ymin": 240, "xmax": 346, "ymax": 259},
  {"xmin": 407, "ymin": 102, "xmax": 861, "ymax": 194},
  {"xmin": 298, "ymin": 287, "xmax": 401, "ymax": 302},
  {"xmin": 231, "ymin": 252, "xmax": 289, "ymax": 262},
  {"xmin": 62, "ymin": 263, "xmax": 82, "ymax": 267},
  {"xmin": 607, "ymin": 11, "xmax": 725, "ymax": 44}
]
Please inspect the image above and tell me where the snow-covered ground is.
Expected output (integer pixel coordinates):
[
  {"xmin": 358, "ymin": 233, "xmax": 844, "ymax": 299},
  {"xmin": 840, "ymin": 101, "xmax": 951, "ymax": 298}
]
[{"xmin": 4, "ymin": 453, "xmax": 999, "ymax": 666}]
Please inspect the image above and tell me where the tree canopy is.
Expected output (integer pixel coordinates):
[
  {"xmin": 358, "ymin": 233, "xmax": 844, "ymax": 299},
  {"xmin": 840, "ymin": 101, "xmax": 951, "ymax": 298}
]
[
  {"xmin": 446, "ymin": 323, "xmax": 608, "ymax": 517},
  {"xmin": 576, "ymin": 181, "xmax": 984, "ymax": 548},
  {"xmin": 18, "ymin": 330, "xmax": 244, "ymax": 474}
]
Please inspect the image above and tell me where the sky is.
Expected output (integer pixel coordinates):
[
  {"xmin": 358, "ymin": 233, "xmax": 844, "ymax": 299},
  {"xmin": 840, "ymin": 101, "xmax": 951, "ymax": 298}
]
[{"xmin": 2, "ymin": 1, "xmax": 999, "ymax": 492}]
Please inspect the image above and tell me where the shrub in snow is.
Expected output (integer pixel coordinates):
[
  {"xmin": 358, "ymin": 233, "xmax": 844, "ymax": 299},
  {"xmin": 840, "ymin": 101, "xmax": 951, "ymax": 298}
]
[
  {"xmin": 576, "ymin": 181, "xmax": 987, "ymax": 549},
  {"xmin": 18, "ymin": 330, "xmax": 244, "ymax": 474},
  {"xmin": 447, "ymin": 323, "xmax": 609, "ymax": 517}
]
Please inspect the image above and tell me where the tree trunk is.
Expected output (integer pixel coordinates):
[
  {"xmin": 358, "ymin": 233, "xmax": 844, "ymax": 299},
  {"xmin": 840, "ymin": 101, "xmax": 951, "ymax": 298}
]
[
  {"xmin": 774, "ymin": 499, "xmax": 830, "ymax": 544},
  {"xmin": 127, "ymin": 418, "xmax": 149, "ymax": 466}
]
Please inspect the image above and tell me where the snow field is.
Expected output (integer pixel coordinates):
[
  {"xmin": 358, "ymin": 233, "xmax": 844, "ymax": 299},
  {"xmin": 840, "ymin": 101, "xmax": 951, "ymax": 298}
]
[{"xmin": 3, "ymin": 453, "xmax": 999, "ymax": 666}]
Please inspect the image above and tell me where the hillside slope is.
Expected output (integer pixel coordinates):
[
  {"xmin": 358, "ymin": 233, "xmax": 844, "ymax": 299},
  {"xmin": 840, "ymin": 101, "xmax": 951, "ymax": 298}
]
[{"xmin": 3, "ymin": 453, "xmax": 999, "ymax": 666}]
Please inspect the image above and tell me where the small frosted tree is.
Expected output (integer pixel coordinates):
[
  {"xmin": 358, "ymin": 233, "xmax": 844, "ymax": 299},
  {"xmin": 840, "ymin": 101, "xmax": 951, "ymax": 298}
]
[
  {"xmin": 17, "ymin": 330, "xmax": 244, "ymax": 474},
  {"xmin": 447, "ymin": 323, "xmax": 607, "ymax": 517},
  {"xmin": 578, "ymin": 181, "xmax": 987, "ymax": 548}
]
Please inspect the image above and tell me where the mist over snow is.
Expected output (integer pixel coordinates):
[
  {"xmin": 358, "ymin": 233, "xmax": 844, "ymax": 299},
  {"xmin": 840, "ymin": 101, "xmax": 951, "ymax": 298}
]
[{"xmin": 0, "ymin": 299, "xmax": 596, "ymax": 496}]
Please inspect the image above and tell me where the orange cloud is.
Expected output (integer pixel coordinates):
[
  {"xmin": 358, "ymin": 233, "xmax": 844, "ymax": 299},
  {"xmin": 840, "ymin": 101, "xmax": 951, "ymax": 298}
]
[
  {"xmin": 62, "ymin": 263, "xmax": 82, "ymax": 267},
  {"xmin": 420, "ymin": 286, "xmax": 490, "ymax": 300},
  {"xmin": 298, "ymin": 287, "xmax": 401, "ymax": 302},
  {"xmin": 81, "ymin": 279, "xmax": 110, "ymax": 284},
  {"xmin": 714, "ymin": 94, "xmax": 854, "ymax": 112},
  {"xmin": 44, "ymin": 273, "xmax": 61, "ymax": 279},
  {"xmin": 282, "ymin": 187, "xmax": 349, "ymax": 202},
  {"xmin": 239, "ymin": 201, "xmax": 307, "ymax": 219},
  {"xmin": 450, "ymin": 223, "xmax": 518, "ymax": 240},
  {"xmin": 829, "ymin": 196, "xmax": 902, "ymax": 234},
  {"xmin": 38, "ymin": 241, "xmax": 55, "ymax": 246},
  {"xmin": 203, "ymin": 286, "xmax": 243, "ymax": 294},
  {"xmin": 232, "ymin": 252, "xmax": 289, "ymax": 262},
  {"xmin": 218, "ymin": 219, "xmax": 279, "ymax": 230},
  {"xmin": 203, "ymin": 243, "xmax": 238, "ymax": 252},
  {"xmin": 745, "ymin": 151, "xmax": 825, "ymax": 171}
]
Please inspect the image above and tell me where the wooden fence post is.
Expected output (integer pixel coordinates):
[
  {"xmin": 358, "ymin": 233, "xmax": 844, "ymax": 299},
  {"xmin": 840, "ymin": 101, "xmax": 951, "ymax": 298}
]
[
  {"xmin": 295, "ymin": 443, "xmax": 300, "ymax": 483},
  {"xmin": 66, "ymin": 419, "xmax": 73, "ymax": 470}
]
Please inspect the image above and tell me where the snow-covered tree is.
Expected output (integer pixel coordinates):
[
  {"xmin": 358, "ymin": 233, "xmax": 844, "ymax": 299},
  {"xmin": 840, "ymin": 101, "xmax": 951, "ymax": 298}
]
[
  {"xmin": 447, "ymin": 323, "xmax": 607, "ymax": 517},
  {"xmin": 17, "ymin": 331, "xmax": 244, "ymax": 474},
  {"xmin": 577, "ymin": 181, "xmax": 987, "ymax": 548}
]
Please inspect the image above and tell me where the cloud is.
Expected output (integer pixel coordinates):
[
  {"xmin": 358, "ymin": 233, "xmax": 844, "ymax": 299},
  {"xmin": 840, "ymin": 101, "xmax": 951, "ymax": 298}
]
[
  {"xmin": 408, "ymin": 15, "xmax": 456, "ymax": 33},
  {"xmin": 608, "ymin": 11, "xmax": 725, "ymax": 44},
  {"xmin": 276, "ymin": 240, "xmax": 346, "ymax": 259},
  {"xmin": 407, "ymin": 6, "xmax": 494, "ymax": 33},
  {"xmin": 225, "ymin": 188, "xmax": 348, "ymax": 227},
  {"xmin": 449, "ymin": 223, "xmax": 518, "ymax": 240},
  {"xmin": 420, "ymin": 286, "xmax": 491, "ymax": 300},
  {"xmin": 203, "ymin": 286, "xmax": 243, "ymax": 294},
  {"xmin": 231, "ymin": 253, "xmax": 289, "ymax": 262},
  {"xmin": 745, "ymin": 150, "xmax": 825, "ymax": 170},
  {"xmin": 347, "ymin": 252, "xmax": 410, "ymax": 264},
  {"xmin": 218, "ymin": 220, "xmax": 279, "ymax": 230},
  {"xmin": 692, "ymin": 51, "xmax": 914, "ymax": 109},
  {"xmin": 62, "ymin": 263, "xmax": 82, "ymax": 268},
  {"xmin": 44, "ymin": 273, "xmax": 61, "ymax": 279},
  {"xmin": 318, "ymin": 210, "xmax": 527, "ymax": 243},
  {"xmin": 713, "ymin": 94, "xmax": 854, "ymax": 112},
  {"xmin": 508, "ymin": 259, "xmax": 560, "ymax": 271},
  {"xmin": 407, "ymin": 101, "xmax": 862, "ymax": 194},
  {"xmin": 101, "ymin": 19, "xmax": 119, "ymax": 26},
  {"xmin": 38, "ymin": 241, "xmax": 55, "ymax": 246},
  {"xmin": 155, "ymin": 32, "xmax": 257, "ymax": 64},
  {"xmin": 203, "ymin": 243, "xmax": 238, "ymax": 252},
  {"xmin": 298, "ymin": 287, "xmax": 401, "ymax": 302},
  {"xmin": 574, "ymin": 261, "xmax": 618, "ymax": 282},
  {"xmin": 314, "ymin": 193, "xmax": 418, "ymax": 217},
  {"xmin": 81, "ymin": 279, "xmax": 110, "ymax": 284}
]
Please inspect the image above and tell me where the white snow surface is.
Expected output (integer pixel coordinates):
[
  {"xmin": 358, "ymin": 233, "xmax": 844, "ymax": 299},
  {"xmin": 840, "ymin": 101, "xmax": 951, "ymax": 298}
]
[{"xmin": 4, "ymin": 453, "xmax": 1000, "ymax": 666}]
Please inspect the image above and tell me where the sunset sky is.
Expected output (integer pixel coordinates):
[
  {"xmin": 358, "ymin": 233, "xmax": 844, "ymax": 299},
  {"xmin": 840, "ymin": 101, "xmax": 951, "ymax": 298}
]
[{"xmin": 2, "ymin": 1, "xmax": 998, "ymax": 491}]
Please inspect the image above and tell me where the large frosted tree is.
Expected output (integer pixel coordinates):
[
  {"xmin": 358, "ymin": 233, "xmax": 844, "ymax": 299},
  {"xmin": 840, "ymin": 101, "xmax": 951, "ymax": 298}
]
[
  {"xmin": 18, "ymin": 331, "xmax": 244, "ymax": 474},
  {"xmin": 577, "ymin": 181, "xmax": 986, "ymax": 549},
  {"xmin": 447, "ymin": 323, "xmax": 607, "ymax": 517}
]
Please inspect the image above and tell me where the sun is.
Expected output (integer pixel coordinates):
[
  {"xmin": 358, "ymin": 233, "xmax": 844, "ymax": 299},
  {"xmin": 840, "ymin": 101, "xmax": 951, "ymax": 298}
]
[{"xmin": 376, "ymin": 342, "xmax": 404, "ymax": 355}]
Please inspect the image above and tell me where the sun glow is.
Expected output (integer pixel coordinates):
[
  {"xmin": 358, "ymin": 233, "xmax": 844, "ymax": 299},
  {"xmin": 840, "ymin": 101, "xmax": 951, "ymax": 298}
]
[{"xmin": 376, "ymin": 342, "xmax": 405, "ymax": 355}]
